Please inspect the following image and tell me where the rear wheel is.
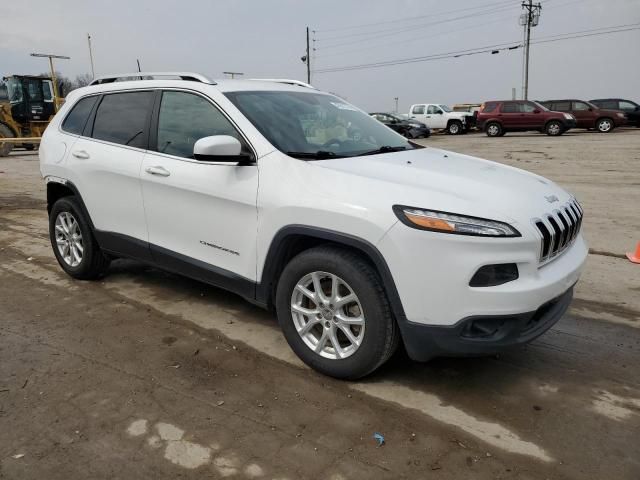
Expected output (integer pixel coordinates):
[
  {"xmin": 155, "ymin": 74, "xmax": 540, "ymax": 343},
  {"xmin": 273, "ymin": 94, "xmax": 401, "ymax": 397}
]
[
  {"xmin": 545, "ymin": 120, "xmax": 563, "ymax": 136},
  {"xmin": 596, "ymin": 117, "xmax": 614, "ymax": 133},
  {"xmin": 276, "ymin": 246, "xmax": 398, "ymax": 379},
  {"xmin": 447, "ymin": 120, "xmax": 463, "ymax": 135},
  {"xmin": 49, "ymin": 196, "xmax": 111, "ymax": 280},
  {"xmin": 485, "ymin": 122, "xmax": 502, "ymax": 137},
  {"xmin": 0, "ymin": 124, "xmax": 15, "ymax": 157}
]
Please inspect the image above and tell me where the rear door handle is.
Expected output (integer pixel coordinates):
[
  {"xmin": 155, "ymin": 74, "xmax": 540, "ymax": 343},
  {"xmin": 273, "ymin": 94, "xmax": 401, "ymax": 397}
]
[
  {"xmin": 72, "ymin": 150, "xmax": 90, "ymax": 159},
  {"xmin": 145, "ymin": 166, "xmax": 171, "ymax": 177}
]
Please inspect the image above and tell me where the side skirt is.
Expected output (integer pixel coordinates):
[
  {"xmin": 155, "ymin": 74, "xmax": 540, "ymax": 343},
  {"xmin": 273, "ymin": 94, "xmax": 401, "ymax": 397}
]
[{"xmin": 94, "ymin": 231, "xmax": 260, "ymax": 305}]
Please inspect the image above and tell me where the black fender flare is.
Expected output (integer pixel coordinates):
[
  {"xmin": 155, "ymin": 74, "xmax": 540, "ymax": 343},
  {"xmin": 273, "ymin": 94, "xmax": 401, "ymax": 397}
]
[{"xmin": 257, "ymin": 225, "xmax": 407, "ymax": 323}]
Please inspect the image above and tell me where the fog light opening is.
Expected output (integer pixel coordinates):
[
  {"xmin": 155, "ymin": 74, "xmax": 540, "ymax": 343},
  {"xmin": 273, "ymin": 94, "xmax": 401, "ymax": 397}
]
[{"xmin": 469, "ymin": 263, "xmax": 519, "ymax": 287}]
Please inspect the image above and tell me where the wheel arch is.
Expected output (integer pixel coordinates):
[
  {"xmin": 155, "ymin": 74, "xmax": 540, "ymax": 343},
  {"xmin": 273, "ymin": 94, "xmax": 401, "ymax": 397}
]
[
  {"xmin": 257, "ymin": 225, "xmax": 407, "ymax": 322},
  {"xmin": 46, "ymin": 179, "xmax": 95, "ymax": 230}
]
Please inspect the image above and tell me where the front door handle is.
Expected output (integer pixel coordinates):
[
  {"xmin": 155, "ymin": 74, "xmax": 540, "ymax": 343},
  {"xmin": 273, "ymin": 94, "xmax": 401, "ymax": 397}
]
[
  {"xmin": 72, "ymin": 150, "xmax": 90, "ymax": 159},
  {"xmin": 145, "ymin": 166, "xmax": 170, "ymax": 177}
]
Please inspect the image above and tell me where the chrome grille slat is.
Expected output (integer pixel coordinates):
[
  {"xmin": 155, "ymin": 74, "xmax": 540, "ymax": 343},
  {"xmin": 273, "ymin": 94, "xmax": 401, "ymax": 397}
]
[{"xmin": 533, "ymin": 199, "xmax": 583, "ymax": 265}]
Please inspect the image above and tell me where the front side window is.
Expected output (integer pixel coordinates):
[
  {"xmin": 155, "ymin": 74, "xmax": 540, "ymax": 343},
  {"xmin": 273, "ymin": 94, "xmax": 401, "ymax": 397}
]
[
  {"xmin": 599, "ymin": 100, "xmax": 617, "ymax": 109},
  {"xmin": 411, "ymin": 105, "xmax": 425, "ymax": 115},
  {"xmin": 62, "ymin": 96, "xmax": 99, "ymax": 135},
  {"xmin": 619, "ymin": 101, "xmax": 638, "ymax": 111},
  {"xmin": 43, "ymin": 80, "xmax": 54, "ymax": 102},
  {"xmin": 92, "ymin": 91, "xmax": 154, "ymax": 148},
  {"xmin": 573, "ymin": 101, "xmax": 590, "ymax": 111},
  {"xmin": 225, "ymin": 90, "xmax": 412, "ymax": 158},
  {"xmin": 522, "ymin": 102, "xmax": 537, "ymax": 113},
  {"xmin": 156, "ymin": 91, "xmax": 242, "ymax": 158},
  {"xmin": 439, "ymin": 105, "xmax": 452, "ymax": 112},
  {"xmin": 427, "ymin": 105, "xmax": 442, "ymax": 114}
]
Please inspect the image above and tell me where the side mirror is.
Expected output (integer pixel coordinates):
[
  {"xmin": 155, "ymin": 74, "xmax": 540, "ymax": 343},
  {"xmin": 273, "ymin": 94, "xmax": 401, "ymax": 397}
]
[
  {"xmin": 193, "ymin": 135, "xmax": 251, "ymax": 162},
  {"xmin": 588, "ymin": 107, "xmax": 593, "ymax": 111},
  {"xmin": 533, "ymin": 109, "xmax": 540, "ymax": 114}
]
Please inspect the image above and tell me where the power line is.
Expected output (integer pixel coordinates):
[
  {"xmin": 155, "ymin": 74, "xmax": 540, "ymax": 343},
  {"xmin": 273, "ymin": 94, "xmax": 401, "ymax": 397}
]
[
  {"xmin": 313, "ymin": 23, "xmax": 640, "ymax": 74},
  {"xmin": 315, "ymin": 4, "xmax": 520, "ymax": 50},
  {"xmin": 315, "ymin": 0, "xmax": 514, "ymax": 34}
]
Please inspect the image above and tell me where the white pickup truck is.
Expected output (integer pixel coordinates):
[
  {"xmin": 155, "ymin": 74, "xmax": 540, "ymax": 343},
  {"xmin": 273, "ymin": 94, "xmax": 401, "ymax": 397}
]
[{"xmin": 409, "ymin": 103, "xmax": 475, "ymax": 135}]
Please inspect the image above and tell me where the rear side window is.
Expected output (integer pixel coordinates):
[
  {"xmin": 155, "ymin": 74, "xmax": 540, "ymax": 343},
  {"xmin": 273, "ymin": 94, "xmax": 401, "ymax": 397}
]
[
  {"xmin": 482, "ymin": 102, "xmax": 497, "ymax": 113},
  {"xmin": 501, "ymin": 102, "xmax": 518, "ymax": 113},
  {"xmin": 553, "ymin": 102, "xmax": 570, "ymax": 112},
  {"xmin": 411, "ymin": 105, "xmax": 425, "ymax": 115},
  {"xmin": 92, "ymin": 91, "xmax": 154, "ymax": 148},
  {"xmin": 61, "ymin": 96, "xmax": 99, "ymax": 135}
]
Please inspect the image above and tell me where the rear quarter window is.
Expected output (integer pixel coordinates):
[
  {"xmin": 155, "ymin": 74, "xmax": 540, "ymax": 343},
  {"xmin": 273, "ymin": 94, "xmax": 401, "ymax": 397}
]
[{"xmin": 61, "ymin": 96, "xmax": 99, "ymax": 135}]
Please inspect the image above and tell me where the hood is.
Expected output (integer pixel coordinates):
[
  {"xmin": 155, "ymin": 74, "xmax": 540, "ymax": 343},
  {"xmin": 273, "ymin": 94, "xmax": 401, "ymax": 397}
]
[{"xmin": 313, "ymin": 147, "xmax": 574, "ymax": 229}]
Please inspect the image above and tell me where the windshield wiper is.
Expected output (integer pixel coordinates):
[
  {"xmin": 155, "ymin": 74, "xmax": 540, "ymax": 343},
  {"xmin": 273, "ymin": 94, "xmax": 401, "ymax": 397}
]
[
  {"xmin": 286, "ymin": 150, "xmax": 343, "ymax": 160},
  {"xmin": 357, "ymin": 145, "xmax": 407, "ymax": 157}
]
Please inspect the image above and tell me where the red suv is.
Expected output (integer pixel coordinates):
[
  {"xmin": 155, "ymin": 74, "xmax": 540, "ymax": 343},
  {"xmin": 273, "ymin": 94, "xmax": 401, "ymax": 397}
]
[
  {"xmin": 539, "ymin": 99, "xmax": 626, "ymax": 132},
  {"xmin": 477, "ymin": 100, "xmax": 576, "ymax": 137}
]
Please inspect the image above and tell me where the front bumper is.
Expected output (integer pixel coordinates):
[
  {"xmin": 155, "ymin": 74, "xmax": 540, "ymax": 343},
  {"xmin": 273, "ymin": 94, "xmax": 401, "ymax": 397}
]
[
  {"xmin": 399, "ymin": 287, "xmax": 573, "ymax": 361},
  {"xmin": 563, "ymin": 118, "xmax": 577, "ymax": 130}
]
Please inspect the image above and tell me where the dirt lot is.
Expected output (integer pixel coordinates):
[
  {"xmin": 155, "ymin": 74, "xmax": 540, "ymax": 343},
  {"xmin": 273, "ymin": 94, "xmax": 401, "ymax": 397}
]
[{"xmin": 1, "ymin": 129, "xmax": 639, "ymax": 479}]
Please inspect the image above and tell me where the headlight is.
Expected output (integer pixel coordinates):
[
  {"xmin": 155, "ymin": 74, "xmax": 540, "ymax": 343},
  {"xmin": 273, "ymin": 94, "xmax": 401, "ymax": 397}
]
[
  {"xmin": 616, "ymin": 112, "xmax": 626, "ymax": 118},
  {"xmin": 393, "ymin": 206, "xmax": 520, "ymax": 237},
  {"xmin": 563, "ymin": 113, "xmax": 574, "ymax": 120},
  {"xmin": 409, "ymin": 123, "xmax": 422, "ymax": 128}
]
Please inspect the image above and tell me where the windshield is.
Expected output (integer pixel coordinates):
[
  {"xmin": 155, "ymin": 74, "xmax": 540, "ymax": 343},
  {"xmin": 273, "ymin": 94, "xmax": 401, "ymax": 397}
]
[
  {"xmin": 439, "ymin": 104, "xmax": 452, "ymax": 112},
  {"xmin": 225, "ymin": 90, "xmax": 413, "ymax": 158},
  {"xmin": 7, "ymin": 77, "xmax": 23, "ymax": 103}
]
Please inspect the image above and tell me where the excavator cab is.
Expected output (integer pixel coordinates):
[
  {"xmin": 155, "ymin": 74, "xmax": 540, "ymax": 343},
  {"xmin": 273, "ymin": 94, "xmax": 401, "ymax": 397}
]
[
  {"xmin": 3, "ymin": 75, "xmax": 56, "ymax": 122},
  {"xmin": 0, "ymin": 75, "xmax": 57, "ymax": 156}
]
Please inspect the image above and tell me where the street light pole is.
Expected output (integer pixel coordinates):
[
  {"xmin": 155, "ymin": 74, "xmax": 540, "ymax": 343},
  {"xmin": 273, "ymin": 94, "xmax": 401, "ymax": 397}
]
[
  {"xmin": 394, "ymin": 97, "xmax": 399, "ymax": 113},
  {"xmin": 30, "ymin": 53, "xmax": 70, "ymax": 111}
]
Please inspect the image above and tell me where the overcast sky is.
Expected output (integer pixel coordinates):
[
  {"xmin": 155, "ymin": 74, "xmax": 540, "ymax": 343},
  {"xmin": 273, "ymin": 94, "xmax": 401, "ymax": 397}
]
[{"xmin": 3, "ymin": 0, "xmax": 639, "ymax": 112}]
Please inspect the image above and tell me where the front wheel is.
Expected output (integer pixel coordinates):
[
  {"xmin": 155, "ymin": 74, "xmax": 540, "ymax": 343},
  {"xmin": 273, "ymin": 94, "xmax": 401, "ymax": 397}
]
[
  {"xmin": 596, "ymin": 118, "xmax": 614, "ymax": 133},
  {"xmin": 545, "ymin": 120, "xmax": 564, "ymax": 136},
  {"xmin": 275, "ymin": 246, "xmax": 399, "ymax": 379},
  {"xmin": 447, "ymin": 120, "xmax": 463, "ymax": 135},
  {"xmin": 49, "ymin": 197, "xmax": 111, "ymax": 280}
]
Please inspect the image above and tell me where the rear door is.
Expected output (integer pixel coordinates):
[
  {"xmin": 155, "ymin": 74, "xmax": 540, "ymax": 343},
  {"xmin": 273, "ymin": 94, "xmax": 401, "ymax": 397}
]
[
  {"xmin": 67, "ymin": 90, "xmax": 153, "ymax": 246},
  {"xmin": 571, "ymin": 101, "xmax": 593, "ymax": 128},
  {"xmin": 409, "ymin": 104, "xmax": 427, "ymax": 124},
  {"xmin": 140, "ymin": 89, "xmax": 259, "ymax": 284}
]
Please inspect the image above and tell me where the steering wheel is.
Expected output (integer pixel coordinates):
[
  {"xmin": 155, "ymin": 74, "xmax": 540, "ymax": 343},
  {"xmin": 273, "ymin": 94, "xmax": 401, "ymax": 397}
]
[{"xmin": 321, "ymin": 138, "xmax": 344, "ymax": 148}]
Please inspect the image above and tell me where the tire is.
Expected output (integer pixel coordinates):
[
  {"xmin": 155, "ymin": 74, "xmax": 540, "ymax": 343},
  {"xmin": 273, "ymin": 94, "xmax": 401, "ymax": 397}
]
[
  {"xmin": 275, "ymin": 245, "xmax": 399, "ymax": 379},
  {"xmin": 49, "ymin": 196, "xmax": 110, "ymax": 280},
  {"xmin": 0, "ymin": 124, "xmax": 15, "ymax": 157},
  {"xmin": 485, "ymin": 122, "xmax": 502, "ymax": 137},
  {"xmin": 596, "ymin": 117, "xmax": 614, "ymax": 133},
  {"xmin": 447, "ymin": 120, "xmax": 463, "ymax": 135},
  {"xmin": 545, "ymin": 120, "xmax": 564, "ymax": 136}
]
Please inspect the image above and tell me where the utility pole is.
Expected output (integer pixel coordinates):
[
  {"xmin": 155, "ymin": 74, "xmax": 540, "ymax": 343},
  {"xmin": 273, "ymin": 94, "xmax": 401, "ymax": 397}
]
[
  {"xmin": 306, "ymin": 27, "xmax": 311, "ymax": 84},
  {"xmin": 87, "ymin": 34, "xmax": 95, "ymax": 79},
  {"xmin": 30, "ymin": 53, "xmax": 70, "ymax": 112},
  {"xmin": 520, "ymin": 0, "xmax": 542, "ymax": 100},
  {"xmin": 394, "ymin": 97, "xmax": 399, "ymax": 113},
  {"xmin": 223, "ymin": 71, "xmax": 244, "ymax": 79}
]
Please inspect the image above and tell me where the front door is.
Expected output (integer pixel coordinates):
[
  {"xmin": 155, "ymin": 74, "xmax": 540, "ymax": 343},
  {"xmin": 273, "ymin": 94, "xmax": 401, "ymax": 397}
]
[
  {"xmin": 571, "ymin": 101, "xmax": 593, "ymax": 128},
  {"xmin": 140, "ymin": 89, "xmax": 259, "ymax": 284}
]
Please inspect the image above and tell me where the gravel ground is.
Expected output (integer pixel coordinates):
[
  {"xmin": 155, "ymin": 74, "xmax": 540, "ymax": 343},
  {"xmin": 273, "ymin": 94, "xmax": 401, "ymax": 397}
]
[{"xmin": 0, "ymin": 129, "xmax": 639, "ymax": 479}]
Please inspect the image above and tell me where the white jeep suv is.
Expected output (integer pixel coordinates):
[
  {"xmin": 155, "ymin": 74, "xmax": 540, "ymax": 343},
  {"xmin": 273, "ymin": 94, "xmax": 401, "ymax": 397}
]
[{"xmin": 39, "ymin": 72, "xmax": 587, "ymax": 379}]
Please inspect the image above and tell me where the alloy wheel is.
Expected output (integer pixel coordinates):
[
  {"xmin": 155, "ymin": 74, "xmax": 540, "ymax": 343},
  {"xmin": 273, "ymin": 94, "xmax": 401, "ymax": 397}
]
[
  {"xmin": 548, "ymin": 123, "xmax": 561, "ymax": 135},
  {"xmin": 598, "ymin": 120, "xmax": 612, "ymax": 132},
  {"xmin": 290, "ymin": 271, "xmax": 365, "ymax": 360},
  {"xmin": 487, "ymin": 124, "xmax": 500, "ymax": 136},
  {"xmin": 54, "ymin": 211, "xmax": 84, "ymax": 267}
]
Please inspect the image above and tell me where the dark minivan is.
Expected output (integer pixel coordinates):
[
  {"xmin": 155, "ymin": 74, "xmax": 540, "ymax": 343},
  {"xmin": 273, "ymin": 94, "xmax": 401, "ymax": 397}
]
[
  {"xmin": 476, "ymin": 100, "xmax": 576, "ymax": 137},
  {"xmin": 590, "ymin": 98, "xmax": 640, "ymax": 127},
  {"xmin": 539, "ymin": 99, "xmax": 626, "ymax": 132}
]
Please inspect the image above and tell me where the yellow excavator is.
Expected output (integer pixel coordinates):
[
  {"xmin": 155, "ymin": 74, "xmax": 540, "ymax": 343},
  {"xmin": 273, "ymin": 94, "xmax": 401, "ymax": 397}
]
[{"xmin": 0, "ymin": 75, "xmax": 58, "ymax": 156}]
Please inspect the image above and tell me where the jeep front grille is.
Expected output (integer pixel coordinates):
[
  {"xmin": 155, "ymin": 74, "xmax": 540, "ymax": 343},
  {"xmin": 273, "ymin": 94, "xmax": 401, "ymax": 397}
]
[{"xmin": 534, "ymin": 199, "xmax": 583, "ymax": 264}]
